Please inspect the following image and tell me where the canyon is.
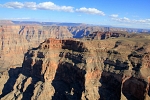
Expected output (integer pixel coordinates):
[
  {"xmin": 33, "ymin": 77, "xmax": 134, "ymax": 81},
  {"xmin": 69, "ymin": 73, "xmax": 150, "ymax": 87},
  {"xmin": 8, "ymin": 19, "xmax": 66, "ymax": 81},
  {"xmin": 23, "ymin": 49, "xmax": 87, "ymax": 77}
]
[
  {"xmin": 0, "ymin": 21, "xmax": 150, "ymax": 100},
  {"xmin": 0, "ymin": 25, "xmax": 73, "ymax": 69}
]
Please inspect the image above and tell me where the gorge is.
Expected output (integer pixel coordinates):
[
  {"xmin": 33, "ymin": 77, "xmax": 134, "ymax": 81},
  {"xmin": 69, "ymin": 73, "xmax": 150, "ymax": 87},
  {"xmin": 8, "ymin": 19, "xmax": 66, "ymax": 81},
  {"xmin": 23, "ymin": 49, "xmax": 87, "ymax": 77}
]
[{"xmin": 0, "ymin": 21, "xmax": 150, "ymax": 100}]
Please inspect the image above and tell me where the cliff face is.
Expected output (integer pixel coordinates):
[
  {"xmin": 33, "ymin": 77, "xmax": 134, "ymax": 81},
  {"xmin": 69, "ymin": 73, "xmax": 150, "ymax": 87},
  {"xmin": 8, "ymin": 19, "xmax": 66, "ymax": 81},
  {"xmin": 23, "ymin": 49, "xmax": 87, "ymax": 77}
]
[
  {"xmin": 1, "ymin": 36, "xmax": 150, "ymax": 100},
  {"xmin": 0, "ymin": 25, "xmax": 73, "ymax": 69},
  {"xmin": 85, "ymin": 31, "xmax": 129, "ymax": 40},
  {"xmin": 68, "ymin": 26, "xmax": 150, "ymax": 38},
  {"xmin": 0, "ymin": 24, "xmax": 149, "ymax": 69}
]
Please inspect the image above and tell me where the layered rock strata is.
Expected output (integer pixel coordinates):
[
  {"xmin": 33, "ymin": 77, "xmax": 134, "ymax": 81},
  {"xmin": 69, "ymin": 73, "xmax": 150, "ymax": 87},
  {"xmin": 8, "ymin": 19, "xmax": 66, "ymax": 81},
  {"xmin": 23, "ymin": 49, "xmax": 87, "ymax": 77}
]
[
  {"xmin": 0, "ymin": 24, "xmax": 149, "ymax": 70},
  {"xmin": 0, "ymin": 25, "xmax": 73, "ymax": 69},
  {"xmin": 1, "ymin": 36, "xmax": 150, "ymax": 99}
]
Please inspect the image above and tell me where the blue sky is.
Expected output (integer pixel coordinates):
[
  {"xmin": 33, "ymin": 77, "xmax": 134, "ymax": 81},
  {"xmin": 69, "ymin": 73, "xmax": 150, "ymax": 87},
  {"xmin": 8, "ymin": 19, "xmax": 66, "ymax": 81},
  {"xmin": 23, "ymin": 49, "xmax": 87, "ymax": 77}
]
[{"xmin": 0, "ymin": 0, "xmax": 150, "ymax": 29}]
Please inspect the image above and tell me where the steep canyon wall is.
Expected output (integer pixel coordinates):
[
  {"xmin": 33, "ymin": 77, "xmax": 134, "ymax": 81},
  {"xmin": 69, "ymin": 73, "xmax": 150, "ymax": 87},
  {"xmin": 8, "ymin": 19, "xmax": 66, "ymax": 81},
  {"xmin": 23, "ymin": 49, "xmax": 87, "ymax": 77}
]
[{"xmin": 0, "ymin": 25, "xmax": 73, "ymax": 69}]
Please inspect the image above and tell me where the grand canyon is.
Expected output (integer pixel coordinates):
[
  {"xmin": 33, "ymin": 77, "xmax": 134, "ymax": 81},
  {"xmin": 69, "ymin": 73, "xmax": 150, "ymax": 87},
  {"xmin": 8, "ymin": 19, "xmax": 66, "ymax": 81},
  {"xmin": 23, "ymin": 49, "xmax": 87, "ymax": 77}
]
[{"xmin": 0, "ymin": 20, "xmax": 150, "ymax": 100}]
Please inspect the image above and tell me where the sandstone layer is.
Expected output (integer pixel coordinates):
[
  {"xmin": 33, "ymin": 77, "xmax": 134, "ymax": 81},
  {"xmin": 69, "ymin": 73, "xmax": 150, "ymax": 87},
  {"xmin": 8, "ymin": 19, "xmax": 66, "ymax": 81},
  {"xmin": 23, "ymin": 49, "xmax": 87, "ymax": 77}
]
[
  {"xmin": 0, "ymin": 25, "xmax": 73, "ymax": 69},
  {"xmin": 0, "ymin": 35, "xmax": 150, "ymax": 99},
  {"xmin": 1, "ymin": 23, "xmax": 150, "ymax": 70}
]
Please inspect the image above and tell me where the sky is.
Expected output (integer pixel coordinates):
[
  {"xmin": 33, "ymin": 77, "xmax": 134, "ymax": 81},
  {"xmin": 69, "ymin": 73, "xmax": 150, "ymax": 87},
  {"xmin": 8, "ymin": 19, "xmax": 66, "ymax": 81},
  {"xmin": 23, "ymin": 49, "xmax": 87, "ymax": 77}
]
[{"xmin": 0, "ymin": 0, "xmax": 150, "ymax": 29}]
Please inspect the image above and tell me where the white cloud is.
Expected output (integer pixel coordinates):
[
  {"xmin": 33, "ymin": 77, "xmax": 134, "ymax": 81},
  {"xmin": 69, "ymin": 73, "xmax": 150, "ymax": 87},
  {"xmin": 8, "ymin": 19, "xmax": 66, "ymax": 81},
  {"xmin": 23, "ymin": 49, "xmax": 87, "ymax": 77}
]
[
  {"xmin": 1, "ymin": 17, "xmax": 32, "ymax": 21},
  {"xmin": 24, "ymin": 2, "xmax": 37, "ymax": 10},
  {"xmin": 110, "ymin": 14, "xmax": 118, "ymax": 18},
  {"xmin": 15, "ymin": 17, "xmax": 31, "ymax": 20},
  {"xmin": 134, "ymin": 19, "xmax": 150, "ymax": 24},
  {"xmin": 0, "ymin": 1, "xmax": 74, "ymax": 12},
  {"xmin": 3, "ymin": 2, "xmax": 24, "ymax": 9},
  {"xmin": 76, "ymin": 7, "xmax": 105, "ymax": 16},
  {"xmin": 1, "ymin": 2, "xmax": 107, "ymax": 15},
  {"xmin": 117, "ymin": 17, "xmax": 130, "ymax": 22},
  {"xmin": 36, "ymin": 2, "xmax": 74, "ymax": 12},
  {"xmin": 3, "ymin": 17, "xmax": 31, "ymax": 20},
  {"xmin": 112, "ymin": 16, "xmax": 150, "ymax": 25}
]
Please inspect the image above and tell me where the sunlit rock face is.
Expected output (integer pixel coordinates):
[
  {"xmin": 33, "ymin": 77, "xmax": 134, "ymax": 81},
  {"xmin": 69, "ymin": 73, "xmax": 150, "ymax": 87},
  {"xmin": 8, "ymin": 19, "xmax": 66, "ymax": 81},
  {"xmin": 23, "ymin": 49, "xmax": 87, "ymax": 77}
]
[
  {"xmin": 0, "ymin": 25, "xmax": 73, "ymax": 69},
  {"xmin": 1, "ymin": 35, "xmax": 150, "ymax": 100}
]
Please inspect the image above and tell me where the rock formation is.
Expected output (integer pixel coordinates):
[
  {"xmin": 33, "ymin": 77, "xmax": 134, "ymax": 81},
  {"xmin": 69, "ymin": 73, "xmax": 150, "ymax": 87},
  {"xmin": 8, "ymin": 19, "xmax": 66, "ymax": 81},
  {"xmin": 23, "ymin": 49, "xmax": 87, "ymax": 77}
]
[
  {"xmin": 68, "ymin": 26, "xmax": 150, "ymax": 38},
  {"xmin": 0, "ymin": 22, "xmax": 150, "ymax": 69},
  {"xmin": 84, "ymin": 31, "xmax": 150, "ymax": 40},
  {"xmin": 0, "ymin": 25, "xmax": 73, "ymax": 69},
  {"xmin": 1, "ymin": 34, "xmax": 150, "ymax": 99}
]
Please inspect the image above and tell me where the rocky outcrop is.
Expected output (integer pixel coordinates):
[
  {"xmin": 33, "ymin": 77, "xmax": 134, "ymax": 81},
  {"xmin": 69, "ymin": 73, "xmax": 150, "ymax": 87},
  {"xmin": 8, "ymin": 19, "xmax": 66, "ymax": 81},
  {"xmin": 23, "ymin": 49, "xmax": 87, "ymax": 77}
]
[
  {"xmin": 68, "ymin": 26, "xmax": 105, "ymax": 38},
  {"xmin": 1, "ymin": 36, "xmax": 150, "ymax": 99},
  {"xmin": 85, "ymin": 31, "xmax": 130, "ymax": 40}
]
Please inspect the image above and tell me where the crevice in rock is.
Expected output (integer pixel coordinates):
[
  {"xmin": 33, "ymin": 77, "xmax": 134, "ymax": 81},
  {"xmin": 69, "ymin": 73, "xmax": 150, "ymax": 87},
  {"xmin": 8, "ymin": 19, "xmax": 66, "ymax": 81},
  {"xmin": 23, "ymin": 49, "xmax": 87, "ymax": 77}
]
[
  {"xmin": 22, "ymin": 78, "xmax": 39, "ymax": 100},
  {"xmin": 20, "ymin": 78, "xmax": 28, "ymax": 93}
]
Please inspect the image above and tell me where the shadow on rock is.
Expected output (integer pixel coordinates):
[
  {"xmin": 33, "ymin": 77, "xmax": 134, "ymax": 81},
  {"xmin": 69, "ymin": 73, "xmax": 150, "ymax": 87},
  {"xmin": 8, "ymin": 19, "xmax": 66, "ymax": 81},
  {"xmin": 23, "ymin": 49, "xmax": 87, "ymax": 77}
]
[
  {"xmin": 122, "ymin": 77, "xmax": 147, "ymax": 100},
  {"xmin": 52, "ymin": 62, "xmax": 86, "ymax": 100},
  {"xmin": 99, "ymin": 72, "xmax": 122, "ymax": 100},
  {"xmin": 0, "ymin": 67, "xmax": 22, "ymax": 98},
  {"xmin": 22, "ymin": 78, "xmax": 39, "ymax": 100}
]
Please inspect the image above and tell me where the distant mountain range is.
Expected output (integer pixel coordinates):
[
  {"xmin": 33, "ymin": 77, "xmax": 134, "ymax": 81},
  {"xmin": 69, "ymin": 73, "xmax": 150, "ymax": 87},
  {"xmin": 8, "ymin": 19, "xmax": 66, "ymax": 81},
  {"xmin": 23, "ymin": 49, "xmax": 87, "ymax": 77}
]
[{"xmin": 12, "ymin": 21, "xmax": 88, "ymax": 26}]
